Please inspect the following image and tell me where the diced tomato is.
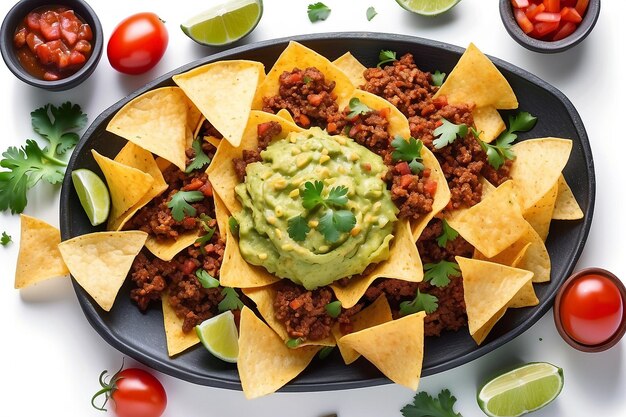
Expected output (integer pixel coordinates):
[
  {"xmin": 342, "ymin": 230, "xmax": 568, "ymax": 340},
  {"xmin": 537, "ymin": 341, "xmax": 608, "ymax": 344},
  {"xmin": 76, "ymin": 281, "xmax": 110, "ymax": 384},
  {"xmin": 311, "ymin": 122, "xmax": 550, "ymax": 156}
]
[
  {"xmin": 60, "ymin": 12, "xmax": 79, "ymax": 46},
  {"xmin": 289, "ymin": 299, "xmax": 304, "ymax": 310},
  {"xmin": 74, "ymin": 39, "xmax": 92, "ymax": 53},
  {"xmin": 378, "ymin": 107, "xmax": 391, "ymax": 118},
  {"xmin": 298, "ymin": 114, "xmax": 310, "ymax": 127},
  {"xmin": 199, "ymin": 181, "xmax": 213, "ymax": 197},
  {"xmin": 39, "ymin": 11, "xmax": 61, "ymax": 41},
  {"xmin": 307, "ymin": 94, "xmax": 323, "ymax": 107},
  {"xmin": 561, "ymin": 0, "xmax": 577, "ymax": 6},
  {"xmin": 424, "ymin": 179, "xmax": 438, "ymax": 197},
  {"xmin": 35, "ymin": 43, "xmax": 54, "ymax": 65},
  {"xmin": 257, "ymin": 121, "xmax": 272, "ymax": 136},
  {"xmin": 362, "ymin": 162, "xmax": 372, "ymax": 172},
  {"xmin": 553, "ymin": 21, "xmax": 578, "ymax": 40},
  {"xmin": 400, "ymin": 174, "xmax": 413, "ymax": 189},
  {"xmin": 534, "ymin": 12, "xmax": 561, "ymax": 22},
  {"xmin": 511, "ymin": 0, "xmax": 529, "ymax": 7},
  {"xmin": 348, "ymin": 124, "xmax": 360, "ymax": 137},
  {"xmin": 56, "ymin": 50, "xmax": 71, "ymax": 68},
  {"xmin": 43, "ymin": 71, "xmax": 60, "ymax": 81},
  {"xmin": 14, "ymin": 28, "xmax": 27, "ymax": 48},
  {"xmin": 432, "ymin": 96, "xmax": 448, "ymax": 109},
  {"xmin": 526, "ymin": 3, "xmax": 545, "ymax": 20},
  {"xmin": 561, "ymin": 6, "xmax": 582, "ymax": 23},
  {"xmin": 515, "ymin": 9, "xmax": 535, "ymax": 34},
  {"xmin": 26, "ymin": 32, "xmax": 44, "ymax": 53},
  {"xmin": 395, "ymin": 162, "xmax": 412, "ymax": 176},
  {"xmin": 544, "ymin": 0, "xmax": 560, "ymax": 12},
  {"xmin": 326, "ymin": 122, "xmax": 338, "ymax": 133},
  {"xmin": 78, "ymin": 23, "xmax": 92, "ymax": 41},
  {"xmin": 26, "ymin": 12, "xmax": 41, "ymax": 31},
  {"xmin": 183, "ymin": 177, "xmax": 204, "ymax": 191},
  {"xmin": 180, "ymin": 259, "xmax": 197, "ymax": 275},
  {"xmin": 68, "ymin": 50, "xmax": 85, "ymax": 65},
  {"xmin": 575, "ymin": 0, "xmax": 589, "ymax": 16},
  {"xmin": 534, "ymin": 21, "xmax": 560, "ymax": 36},
  {"xmin": 286, "ymin": 72, "xmax": 303, "ymax": 84}
]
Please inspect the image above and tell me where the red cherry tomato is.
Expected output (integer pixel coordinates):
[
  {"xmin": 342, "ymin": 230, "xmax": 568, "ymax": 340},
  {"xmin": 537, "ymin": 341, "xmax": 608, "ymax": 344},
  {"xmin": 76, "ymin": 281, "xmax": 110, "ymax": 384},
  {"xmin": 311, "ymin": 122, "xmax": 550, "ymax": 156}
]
[
  {"xmin": 107, "ymin": 12, "xmax": 168, "ymax": 75},
  {"xmin": 559, "ymin": 274, "xmax": 624, "ymax": 345}
]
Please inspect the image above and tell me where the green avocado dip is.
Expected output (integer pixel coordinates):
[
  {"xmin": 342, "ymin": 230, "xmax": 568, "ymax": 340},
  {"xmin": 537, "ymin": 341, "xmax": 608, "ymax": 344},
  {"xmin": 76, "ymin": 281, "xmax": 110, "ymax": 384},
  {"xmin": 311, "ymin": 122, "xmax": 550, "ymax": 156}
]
[{"xmin": 234, "ymin": 127, "xmax": 398, "ymax": 290}]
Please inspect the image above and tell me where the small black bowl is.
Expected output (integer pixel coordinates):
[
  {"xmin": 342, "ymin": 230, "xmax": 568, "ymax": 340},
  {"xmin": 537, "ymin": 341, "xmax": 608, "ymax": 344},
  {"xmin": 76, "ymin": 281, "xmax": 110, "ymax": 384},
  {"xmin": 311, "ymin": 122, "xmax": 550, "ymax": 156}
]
[
  {"xmin": 0, "ymin": 0, "xmax": 103, "ymax": 91},
  {"xmin": 499, "ymin": 0, "xmax": 601, "ymax": 53}
]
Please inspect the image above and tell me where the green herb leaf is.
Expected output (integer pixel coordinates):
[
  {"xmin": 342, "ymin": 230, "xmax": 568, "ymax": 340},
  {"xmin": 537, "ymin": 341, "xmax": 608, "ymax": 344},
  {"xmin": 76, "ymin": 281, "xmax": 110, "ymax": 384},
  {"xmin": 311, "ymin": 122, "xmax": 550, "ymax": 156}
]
[
  {"xmin": 195, "ymin": 269, "xmax": 220, "ymax": 289},
  {"xmin": 508, "ymin": 111, "xmax": 538, "ymax": 133},
  {"xmin": 288, "ymin": 215, "xmax": 311, "ymax": 241},
  {"xmin": 366, "ymin": 6, "xmax": 377, "ymax": 21},
  {"xmin": 185, "ymin": 139, "xmax": 211, "ymax": 173},
  {"xmin": 286, "ymin": 338, "xmax": 303, "ymax": 348},
  {"xmin": 401, "ymin": 389, "xmax": 463, "ymax": 417},
  {"xmin": 399, "ymin": 289, "xmax": 438, "ymax": 316},
  {"xmin": 477, "ymin": 111, "xmax": 537, "ymax": 170},
  {"xmin": 431, "ymin": 70, "xmax": 446, "ymax": 87},
  {"xmin": 347, "ymin": 97, "xmax": 373, "ymax": 119},
  {"xmin": 1, "ymin": 232, "xmax": 12, "ymax": 246},
  {"xmin": 30, "ymin": 102, "xmax": 87, "ymax": 156},
  {"xmin": 195, "ymin": 215, "xmax": 216, "ymax": 248},
  {"xmin": 325, "ymin": 300, "xmax": 342, "ymax": 318},
  {"xmin": 433, "ymin": 118, "xmax": 468, "ymax": 149},
  {"xmin": 377, "ymin": 50, "xmax": 397, "ymax": 68},
  {"xmin": 303, "ymin": 75, "xmax": 312, "ymax": 84},
  {"xmin": 167, "ymin": 190, "xmax": 204, "ymax": 222},
  {"xmin": 318, "ymin": 209, "xmax": 356, "ymax": 243},
  {"xmin": 391, "ymin": 136, "xmax": 425, "ymax": 174},
  {"xmin": 218, "ymin": 287, "xmax": 244, "ymax": 312},
  {"xmin": 436, "ymin": 219, "xmax": 459, "ymax": 248},
  {"xmin": 228, "ymin": 216, "xmax": 239, "ymax": 237},
  {"xmin": 307, "ymin": 2, "xmax": 331, "ymax": 22},
  {"xmin": 326, "ymin": 185, "xmax": 349, "ymax": 207},
  {"xmin": 301, "ymin": 180, "xmax": 326, "ymax": 210},
  {"xmin": 424, "ymin": 261, "xmax": 460, "ymax": 288},
  {"xmin": 318, "ymin": 346, "xmax": 334, "ymax": 359}
]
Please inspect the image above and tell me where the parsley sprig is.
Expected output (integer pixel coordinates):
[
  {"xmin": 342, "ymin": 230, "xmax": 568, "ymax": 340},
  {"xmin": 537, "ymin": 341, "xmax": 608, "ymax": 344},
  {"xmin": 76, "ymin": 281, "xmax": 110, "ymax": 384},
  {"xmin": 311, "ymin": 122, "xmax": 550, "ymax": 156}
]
[
  {"xmin": 218, "ymin": 287, "xmax": 244, "ymax": 312},
  {"xmin": 346, "ymin": 97, "xmax": 373, "ymax": 119},
  {"xmin": 0, "ymin": 102, "xmax": 87, "ymax": 214},
  {"xmin": 185, "ymin": 139, "xmax": 211, "ymax": 173},
  {"xmin": 377, "ymin": 50, "xmax": 397, "ymax": 68},
  {"xmin": 399, "ymin": 289, "xmax": 438, "ymax": 316},
  {"xmin": 436, "ymin": 219, "xmax": 458, "ymax": 248},
  {"xmin": 401, "ymin": 389, "xmax": 463, "ymax": 417},
  {"xmin": 307, "ymin": 2, "xmax": 331, "ymax": 22},
  {"xmin": 433, "ymin": 118, "xmax": 468, "ymax": 149},
  {"xmin": 424, "ymin": 260, "xmax": 461, "ymax": 288},
  {"xmin": 1, "ymin": 232, "xmax": 12, "ymax": 246},
  {"xmin": 391, "ymin": 136, "xmax": 425, "ymax": 174},
  {"xmin": 167, "ymin": 190, "xmax": 204, "ymax": 222}
]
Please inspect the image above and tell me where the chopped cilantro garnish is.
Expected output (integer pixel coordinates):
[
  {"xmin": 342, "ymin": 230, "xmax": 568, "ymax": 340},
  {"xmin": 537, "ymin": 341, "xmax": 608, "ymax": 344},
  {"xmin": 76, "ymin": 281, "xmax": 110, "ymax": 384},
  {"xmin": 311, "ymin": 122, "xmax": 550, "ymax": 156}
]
[
  {"xmin": 218, "ymin": 287, "xmax": 244, "ymax": 312},
  {"xmin": 424, "ymin": 260, "xmax": 461, "ymax": 288},
  {"xmin": 431, "ymin": 70, "xmax": 446, "ymax": 86},
  {"xmin": 325, "ymin": 300, "xmax": 342, "ymax": 318},
  {"xmin": 391, "ymin": 136, "xmax": 425, "ymax": 174},
  {"xmin": 436, "ymin": 219, "xmax": 458, "ymax": 248},
  {"xmin": 286, "ymin": 338, "xmax": 303, "ymax": 349},
  {"xmin": 287, "ymin": 215, "xmax": 310, "ymax": 242},
  {"xmin": 377, "ymin": 50, "xmax": 397, "ymax": 68},
  {"xmin": 228, "ymin": 216, "xmax": 239, "ymax": 237},
  {"xmin": 185, "ymin": 139, "xmax": 211, "ymax": 173},
  {"xmin": 399, "ymin": 289, "xmax": 438, "ymax": 316},
  {"xmin": 318, "ymin": 209, "xmax": 356, "ymax": 243},
  {"xmin": 1, "ymin": 232, "xmax": 12, "ymax": 246},
  {"xmin": 301, "ymin": 180, "xmax": 326, "ymax": 210},
  {"xmin": 167, "ymin": 190, "xmax": 204, "ymax": 222},
  {"xmin": 401, "ymin": 389, "xmax": 463, "ymax": 417},
  {"xmin": 195, "ymin": 269, "xmax": 220, "ymax": 289},
  {"xmin": 346, "ymin": 97, "xmax": 373, "ymax": 119},
  {"xmin": 303, "ymin": 75, "xmax": 312, "ymax": 84},
  {"xmin": 366, "ymin": 6, "xmax": 377, "ymax": 21},
  {"xmin": 195, "ymin": 214, "xmax": 216, "ymax": 250},
  {"xmin": 433, "ymin": 118, "xmax": 468, "ymax": 149},
  {"xmin": 318, "ymin": 346, "xmax": 334, "ymax": 359},
  {"xmin": 307, "ymin": 2, "xmax": 331, "ymax": 22}
]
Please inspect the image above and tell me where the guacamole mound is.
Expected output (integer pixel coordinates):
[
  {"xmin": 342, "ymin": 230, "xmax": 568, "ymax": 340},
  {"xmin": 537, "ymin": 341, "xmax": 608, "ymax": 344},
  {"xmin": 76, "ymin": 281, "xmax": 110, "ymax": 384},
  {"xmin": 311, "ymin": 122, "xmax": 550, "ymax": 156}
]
[{"xmin": 234, "ymin": 128, "xmax": 398, "ymax": 290}]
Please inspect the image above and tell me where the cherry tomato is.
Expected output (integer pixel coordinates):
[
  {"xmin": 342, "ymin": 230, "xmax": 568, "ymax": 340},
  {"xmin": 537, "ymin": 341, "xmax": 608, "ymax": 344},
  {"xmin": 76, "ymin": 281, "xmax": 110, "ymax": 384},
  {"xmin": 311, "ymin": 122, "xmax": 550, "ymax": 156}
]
[
  {"xmin": 107, "ymin": 12, "xmax": 168, "ymax": 75},
  {"xmin": 92, "ymin": 364, "xmax": 167, "ymax": 417},
  {"xmin": 559, "ymin": 274, "xmax": 624, "ymax": 345}
]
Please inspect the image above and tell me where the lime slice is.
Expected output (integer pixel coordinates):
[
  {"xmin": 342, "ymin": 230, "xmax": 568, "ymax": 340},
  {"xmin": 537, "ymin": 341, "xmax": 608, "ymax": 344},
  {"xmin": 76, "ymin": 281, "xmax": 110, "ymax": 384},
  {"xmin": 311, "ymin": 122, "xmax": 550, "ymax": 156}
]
[
  {"xmin": 395, "ymin": 0, "xmax": 462, "ymax": 16},
  {"xmin": 477, "ymin": 362, "xmax": 564, "ymax": 417},
  {"xmin": 195, "ymin": 310, "xmax": 239, "ymax": 363},
  {"xmin": 181, "ymin": 0, "xmax": 263, "ymax": 46},
  {"xmin": 71, "ymin": 169, "xmax": 111, "ymax": 227}
]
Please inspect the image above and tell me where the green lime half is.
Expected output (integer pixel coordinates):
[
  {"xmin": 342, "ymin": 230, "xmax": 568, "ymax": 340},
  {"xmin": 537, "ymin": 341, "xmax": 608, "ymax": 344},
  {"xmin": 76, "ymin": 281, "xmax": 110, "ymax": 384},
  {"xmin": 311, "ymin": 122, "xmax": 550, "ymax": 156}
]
[
  {"xmin": 71, "ymin": 169, "xmax": 111, "ymax": 227},
  {"xmin": 181, "ymin": 0, "xmax": 263, "ymax": 46},
  {"xmin": 395, "ymin": 0, "xmax": 462, "ymax": 16},
  {"xmin": 477, "ymin": 362, "xmax": 564, "ymax": 417},
  {"xmin": 195, "ymin": 310, "xmax": 239, "ymax": 363}
]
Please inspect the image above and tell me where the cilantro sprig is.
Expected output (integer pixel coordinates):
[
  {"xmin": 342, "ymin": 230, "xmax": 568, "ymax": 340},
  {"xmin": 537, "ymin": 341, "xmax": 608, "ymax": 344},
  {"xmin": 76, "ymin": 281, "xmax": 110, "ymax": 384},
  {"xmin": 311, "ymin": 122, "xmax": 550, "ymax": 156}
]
[
  {"xmin": 424, "ymin": 260, "xmax": 461, "ymax": 288},
  {"xmin": 167, "ymin": 190, "xmax": 204, "ymax": 222},
  {"xmin": 1, "ymin": 232, "xmax": 12, "ymax": 246},
  {"xmin": 195, "ymin": 214, "xmax": 216, "ymax": 251},
  {"xmin": 218, "ymin": 287, "xmax": 244, "ymax": 312},
  {"xmin": 401, "ymin": 389, "xmax": 463, "ymax": 417},
  {"xmin": 0, "ymin": 102, "xmax": 87, "ymax": 214},
  {"xmin": 195, "ymin": 269, "xmax": 220, "ymax": 289},
  {"xmin": 377, "ymin": 50, "xmax": 397, "ymax": 68},
  {"xmin": 436, "ymin": 219, "xmax": 458, "ymax": 248},
  {"xmin": 431, "ymin": 70, "xmax": 446, "ymax": 86},
  {"xmin": 366, "ymin": 6, "xmax": 377, "ymax": 21},
  {"xmin": 433, "ymin": 118, "xmax": 468, "ymax": 149},
  {"xmin": 185, "ymin": 139, "xmax": 211, "ymax": 173},
  {"xmin": 391, "ymin": 136, "xmax": 425, "ymax": 174},
  {"xmin": 307, "ymin": 2, "xmax": 331, "ymax": 22},
  {"xmin": 346, "ymin": 97, "xmax": 373, "ymax": 119},
  {"xmin": 399, "ymin": 289, "xmax": 438, "ymax": 316}
]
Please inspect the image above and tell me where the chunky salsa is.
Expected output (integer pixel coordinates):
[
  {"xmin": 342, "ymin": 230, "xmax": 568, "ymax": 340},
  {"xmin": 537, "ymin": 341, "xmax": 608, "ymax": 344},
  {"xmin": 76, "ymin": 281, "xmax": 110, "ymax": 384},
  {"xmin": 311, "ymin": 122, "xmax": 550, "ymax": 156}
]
[{"xmin": 13, "ymin": 6, "xmax": 93, "ymax": 81}]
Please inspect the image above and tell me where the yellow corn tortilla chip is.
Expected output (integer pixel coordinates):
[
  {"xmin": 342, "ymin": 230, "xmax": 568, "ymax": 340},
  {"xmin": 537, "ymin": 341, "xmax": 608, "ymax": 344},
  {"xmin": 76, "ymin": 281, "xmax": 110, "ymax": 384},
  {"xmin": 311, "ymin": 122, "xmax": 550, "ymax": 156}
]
[
  {"xmin": 252, "ymin": 41, "xmax": 355, "ymax": 110},
  {"xmin": 333, "ymin": 52, "xmax": 367, "ymax": 87},
  {"xmin": 213, "ymin": 193, "xmax": 230, "ymax": 245},
  {"xmin": 446, "ymin": 181, "xmax": 527, "ymax": 258},
  {"xmin": 332, "ymin": 295, "xmax": 393, "ymax": 365},
  {"xmin": 106, "ymin": 87, "xmax": 189, "ymax": 170},
  {"xmin": 276, "ymin": 108, "xmax": 296, "ymax": 124},
  {"xmin": 207, "ymin": 110, "xmax": 303, "ymax": 214},
  {"xmin": 173, "ymin": 60, "xmax": 265, "ymax": 147},
  {"xmin": 474, "ymin": 241, "xmax": 532, "ymax": 269},
  {"xmin": 91, "ymin": 150, "xmax": 155, "ymax": 231},
  {"xmin": 523, "ymin": 181, "xmax": 558, "ymax": 241},
  {"xmin": 340, "ymin": 311, "xmax": 426, "ymax": 391},
  {"xmin": 58, "ymin": 231, "xmax": 148, "ymax": 311},
  {"xmin": 553, "ymin": 174, "xmax": 583, "ymax": 220},
  {"xmin": 144, "ymin": 231, "xmax": 199, "ymax": 262},
  {"xmin": 480, "ymin": 176, "xmax": 496, "ymax": 199},
  {"xmin": 238, "ymin": 307, "xmax": 320, "ymax": 399},
  {"xmin": 350, "ymin": 90, "xmax": 410, "ymax": 138},
  {"xmin": 456, "ymin": 256, "xmax": 533, "ymax": 345},
  {"xmin": 14, "ymin": 215, "xmax": 69, "ymax": 289},
  {"xmin": 434, "ymin": 43, "xmax": 518, "ymax": 109},
  {"xmin": 162, "ymin": 291, "xmax": 199, "ymax": 356},
  {"xmin": 331, "ymin": 220, "xmax": 423, "ymax": 309},
  {"xmin": 509, "ymin": 279, "xmax": 539, "ymax": 309},
  {"xmin": 111, "ymin": 143, "xmax": 169, "ymax": 231},
  {"xmin": 243, "ymin": 284, "xmax": 336, "ymax": 347},
  {"xmin": 187, "ymin": 97, "xmax": 203, "ymax": 139},
  {"xmin": 472, "ymin": 106, "xmax": 506, "ymax": 143},
  {"xmin": 509, "ymin": 138, "xmax": 573, "ymax": 211},
  {"xmin": 205, "ymin": 135, "xmax": 221, "ymax": 149}
]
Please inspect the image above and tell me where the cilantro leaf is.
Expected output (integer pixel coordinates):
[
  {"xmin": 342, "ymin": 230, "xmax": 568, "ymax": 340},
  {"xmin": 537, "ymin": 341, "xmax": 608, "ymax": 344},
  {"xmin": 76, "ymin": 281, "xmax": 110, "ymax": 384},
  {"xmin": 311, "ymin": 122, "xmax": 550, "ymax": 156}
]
[
  {"xmin": 195, "ymin": 214, "xmax": 216, "ymax": 250},
  {"xmin": 326, "ymin": 185, "xmax": 349, "ymax": 207},
  {"xmin": 436, "ymin": 219, "xmax": 459, "ymax": 248},
  {"xmin": 318, "ymin": 346, "xmax": 334, "ymax": 359},
  {"xmin": 286, "ymin": 338, "xmax": 303, "ymax": 348},
  {"xmin": 302, "ymin": 180, "xmax": 326, "ymax": 210},
  {"xmin": 401, "ymin": 389, "xmax": 463, "ymax": 417},
  {"xmin": 30, "ymin": 102, "xmax": 87, "ymax": 156},
  {"xmin": 431, "ymin": 70, "xmax": 446, "ymax": 87},
  {"xmin": 167, "ymin": 190, "xmax": 204, "ymax": 222},
  {"xmin": 185, "ymin": 139, "xmax": 211, "ymax": 173},
  {"xmin": 288, "ymin": 215, "xmax": 311, "ymax": 241},
  {"xmin": 433, "ymin": 118, "xmax": 468, "ymax": 149},
  {"xmin": 399, "ymin": 289, "xmax": 438, "ymax": 316},
  {"xmin": 508, "ymin": 111, "xmax": 538, "ymax": 133},
  {"xmin": 391, "ymin": 136, "xmax": 425, "ymax": 174},
  {"xmin": 228, "ymin": 216, "xmax": 239, "ymax": 237},
  {"xmin": 477, "ymin": 111, "xmax": 537, "ymax": 170},
  {"xmin": 1, "ymin": 232, "xmax": 12, "ymax": 246},
  {"xmin": 377, "ymin": 50, "xmax": 397, "ymax": 68},
  {"xmin": 307, "ymin": 2, "xmax": 331, "ymax": 22},
  {"xmin": 424, "ymin": 261, "xmax": 461, "ymax": 288},
  {"xmin": 195, "ymin": 269, "xmax": 220, "ymax": 289},
  {"xmin": 325, "ymin": 300, "xmax": 342, "ymax": 318},
  {"xmin": 318, "ymin": 209, "xmax": 356, "ymax": 243},
  {"xmin": 347, "ymin": 97, "xmax": 372, "ymax": 119},
  {"xmin": 218, "ymin": 287, "xmax": 244, "ymax": 312},
  {"xmin": 366, "ymin": 6, "xmax": 377, "ymax": 21}
]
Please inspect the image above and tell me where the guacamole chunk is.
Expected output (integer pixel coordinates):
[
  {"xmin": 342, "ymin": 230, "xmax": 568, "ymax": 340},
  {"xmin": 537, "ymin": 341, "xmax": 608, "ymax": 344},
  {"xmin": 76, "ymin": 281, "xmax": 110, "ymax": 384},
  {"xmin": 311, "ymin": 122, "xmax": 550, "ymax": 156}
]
[{"xmin": 234, "ymin": 128, "xmax": 398, "ymax": 289}]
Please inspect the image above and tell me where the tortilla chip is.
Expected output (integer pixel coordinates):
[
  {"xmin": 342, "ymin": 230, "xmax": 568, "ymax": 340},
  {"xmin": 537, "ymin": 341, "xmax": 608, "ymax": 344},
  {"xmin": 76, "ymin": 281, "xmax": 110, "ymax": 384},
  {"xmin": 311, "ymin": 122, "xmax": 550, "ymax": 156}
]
[
  {"xmin": 106, "ymin": 87, "xmax": 189, "ymax": 170},
  {"xmin": 446, "ymin": 181, "xmax": 527, "ymax": 258},
  {"xmin": 162, "ymin": 291, "xmax": 199, "ymax": 356},
  {"xmin": 58, "ymin": 231, "xmax": 148, "ymax": 311},
  {"xmin": 91, "ymin": 150, "xmax": 155, "ymax": 231},
  {"xmin": 350, "ymin": 90, "xmax": 410, "ymax": 138},
  {"xmin": 480, "ymin": 176, "xmax": 497, "ymax": 199},
  {"xmin": 339, "ymin": 311, "xmax": 426, "ymax": 390},
  {"xmin": 509, "ymin": 138, "xmax": 573, "ymax": 211},
  {"xmin": 456, "ymin": 256, "xmax": 533, "ymax": 345},
  {"xmin": 276, "ymin": 108, "xmax": 296, "ymax": 124},
  {"xmin": 553, "ymin": 174, "xmax": 584, "ymax": 220},
  {"xmin": 474, "ymin": 241, "xmax": 532, "ymax": 269},
  {"xmin": 213, "ymin": 193, "xmax": 230, "ymax": 244},
  {"xmin": 14, "ymin": 215, "xmax": 69, "ymax": 289},
  {"xmin": 144, "ymin": 231, "xmax": 199, "ymax": 262},
  {"xmin": 331, "ymin": 220, "xmax": 423, "ymax": 309},
  {"xmin": 252, "ymin": 41, "xmax": 355, "ymax": 110},
  {"xmin": 523, "ymin": 181, "xmax": 558, "ymax": 241},
  {"xmin": 207, "ymin": 110, "xmax": 303, "ymax": 214},
  {"xmin": 243, "ymin": 284, "xmax": 336, "ymax": 347},
  {"xmin": 333, "ymin": 52, "xmax": 367, "ymax": 87},
  {"xmin": 187, "ymin": 97, "xmax": 203, "ymax": 138},
  {"xmin": 509, "ymin": 279, "xmax": 539, "ymax": 309},
  {"xmin": 434, "ymin": 43, "xmax": 518, "ymax": 109},
  {"xmin": 173, "ymin": 60, "xmax": 265, "ymax": 147},
  {"xmin": 205, "ymin": 136, "xmax": 222, "ymax": 149},
  {"xmin": 472, "ymin": 106, "xmax": 506, "ymax": 143},
  {"xmin": 332, "ymin": 295, "xmax": 393, "ymax": 365},
  {"xmin": 238, "ymin": 307, "xmax": 320, "ymax": 399}
]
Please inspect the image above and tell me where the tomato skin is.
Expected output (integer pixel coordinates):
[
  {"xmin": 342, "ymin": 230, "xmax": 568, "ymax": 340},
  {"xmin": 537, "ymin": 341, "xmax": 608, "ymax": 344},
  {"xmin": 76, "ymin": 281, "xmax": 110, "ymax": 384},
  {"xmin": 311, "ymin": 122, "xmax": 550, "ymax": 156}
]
[
  {"xmin": 107, "ymin": 12, "xmax": 168, "ymax": 75},
  {"xmin": 560, "ymin": 274, "xmax": 624, "ymax": 346},
  {"xmin": 111, "ymin": 368, "xmax": 167, "ymax": 417}
]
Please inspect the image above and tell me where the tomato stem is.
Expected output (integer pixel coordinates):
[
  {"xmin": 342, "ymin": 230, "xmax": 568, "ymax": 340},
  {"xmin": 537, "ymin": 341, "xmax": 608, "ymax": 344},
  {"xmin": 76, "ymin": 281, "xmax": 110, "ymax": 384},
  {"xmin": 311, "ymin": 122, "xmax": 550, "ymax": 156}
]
[{"xmin": 91, "ymin": 360, "xmax": 125, "ymax": 412}]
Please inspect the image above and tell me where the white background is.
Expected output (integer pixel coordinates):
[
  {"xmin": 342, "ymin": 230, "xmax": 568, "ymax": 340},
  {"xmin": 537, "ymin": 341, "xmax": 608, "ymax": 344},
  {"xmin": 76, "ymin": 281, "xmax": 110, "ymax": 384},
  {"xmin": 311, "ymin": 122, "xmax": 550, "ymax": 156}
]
[{"xmin": 1, "ymin": 0, "xmax": 624, "ymax": 416}]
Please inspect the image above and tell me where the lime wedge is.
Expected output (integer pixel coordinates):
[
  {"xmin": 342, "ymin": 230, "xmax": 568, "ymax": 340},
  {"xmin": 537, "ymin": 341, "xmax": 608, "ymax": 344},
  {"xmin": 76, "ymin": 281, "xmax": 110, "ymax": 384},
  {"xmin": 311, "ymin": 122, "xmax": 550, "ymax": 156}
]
[
  {"xmin": 181, "ymin": 0, "xmax": 263, "ymax": 46},
  {"xmin": 195, "ymin": 310, "xmax": 239, "ymax": 363},
  {"xmin": 71, "ymin": 169, "xmax": 111, "ymax": 227},
  {"xmin": 477, "ymin": 362, "xmax": 564, "ymax": 417},
  {"xmin": 395, "ymin": 0, "xmax": 462, "ymax": 16}
]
